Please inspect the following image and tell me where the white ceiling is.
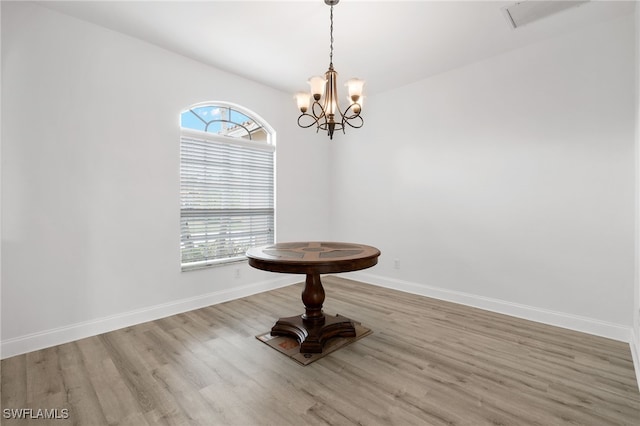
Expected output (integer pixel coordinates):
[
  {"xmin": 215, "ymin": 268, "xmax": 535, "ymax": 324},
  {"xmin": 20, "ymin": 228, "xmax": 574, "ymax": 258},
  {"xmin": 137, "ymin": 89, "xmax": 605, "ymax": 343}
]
[{"xmin": 38, "ymin": 1, "xmax": 634, "ymax": 96}]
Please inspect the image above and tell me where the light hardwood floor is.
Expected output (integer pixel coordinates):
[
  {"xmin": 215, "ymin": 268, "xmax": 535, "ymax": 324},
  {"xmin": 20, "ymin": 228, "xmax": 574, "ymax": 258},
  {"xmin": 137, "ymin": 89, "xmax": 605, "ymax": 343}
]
[{"xmin": 2, "ymin": 276, "xmax": 639, "ymax": 425}]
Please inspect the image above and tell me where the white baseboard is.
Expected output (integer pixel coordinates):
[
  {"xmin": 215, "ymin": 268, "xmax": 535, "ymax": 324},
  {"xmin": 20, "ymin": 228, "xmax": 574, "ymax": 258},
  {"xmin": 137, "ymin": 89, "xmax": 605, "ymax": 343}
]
[
  {"xmin": 345, "ymin": 271, "xmax": 633, "ymax": 343},
  {"xmin": 1, "ymin": 276, "xmax": 298, "ymax": 359}
]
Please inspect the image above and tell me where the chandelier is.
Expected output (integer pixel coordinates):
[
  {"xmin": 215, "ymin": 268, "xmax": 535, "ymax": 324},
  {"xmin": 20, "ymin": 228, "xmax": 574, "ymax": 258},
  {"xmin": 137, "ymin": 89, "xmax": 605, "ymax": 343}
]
[{"xmin": 294, "ymin": 0, "xmax": 364, "ymax": 140}]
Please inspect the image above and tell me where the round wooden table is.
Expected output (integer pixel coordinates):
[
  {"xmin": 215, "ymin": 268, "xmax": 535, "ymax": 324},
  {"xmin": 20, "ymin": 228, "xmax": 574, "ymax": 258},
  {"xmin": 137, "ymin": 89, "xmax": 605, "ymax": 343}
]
[{"xmin": 246, "ymin": 242, "xmax": 381, "ymax": 353}]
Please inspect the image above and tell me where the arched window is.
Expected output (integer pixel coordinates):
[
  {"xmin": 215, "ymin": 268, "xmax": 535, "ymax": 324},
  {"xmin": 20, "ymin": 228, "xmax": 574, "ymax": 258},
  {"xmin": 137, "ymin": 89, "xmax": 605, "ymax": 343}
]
[{"xmin": 180, "ymin": 102, "xmax": 275, "ymax": 270}]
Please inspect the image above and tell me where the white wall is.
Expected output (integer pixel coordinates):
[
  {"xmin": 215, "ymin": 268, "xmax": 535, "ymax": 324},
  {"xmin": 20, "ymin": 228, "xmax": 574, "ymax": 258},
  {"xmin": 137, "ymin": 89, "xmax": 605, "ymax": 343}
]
[
  {"xmin": 1, "ymin": 2, "xmax": 331, "ymax": 357},
  {"xmin": 333, "ymin": 13, "xmax": 636, "ymax": 339}
]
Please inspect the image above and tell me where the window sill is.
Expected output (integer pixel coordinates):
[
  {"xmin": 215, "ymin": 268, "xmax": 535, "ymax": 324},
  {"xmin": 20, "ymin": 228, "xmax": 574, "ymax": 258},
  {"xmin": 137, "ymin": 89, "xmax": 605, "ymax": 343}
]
[{"xmin": 181, "ymin": 256, "xmax": 247, "ymax": 272}]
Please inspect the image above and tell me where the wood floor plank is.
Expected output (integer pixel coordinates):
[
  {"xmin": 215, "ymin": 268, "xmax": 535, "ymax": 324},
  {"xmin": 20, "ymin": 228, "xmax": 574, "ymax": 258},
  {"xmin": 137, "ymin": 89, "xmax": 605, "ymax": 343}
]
[
  {"xmin": 2, "ymin": 353, "xmax": 27, "ymax": 409},
  {"xmin": 99, "ymin": 329, "xmax": 185, "ymax": 423},
  {"xmin": 57, "ymin": 342, "xmax": 110, "ymax": 426},
  {"xmin": 75, "ymin": 336, "xmax": 148, "ymax": 426},
  {"xmin": 2, "ymin": 276, "xmax": 639, "ymax": 425}
]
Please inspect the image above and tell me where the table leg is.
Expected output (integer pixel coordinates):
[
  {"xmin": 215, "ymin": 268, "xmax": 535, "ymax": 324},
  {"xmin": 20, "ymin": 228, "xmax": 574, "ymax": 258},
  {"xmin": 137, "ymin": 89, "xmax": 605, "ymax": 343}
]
[
  {"xmin": 270, "ymin": 273, "xmax": 356, "ymax": 353},
  {"xmin": 301, "ymin": 272, "xmax": 325, "ymax": 323}
]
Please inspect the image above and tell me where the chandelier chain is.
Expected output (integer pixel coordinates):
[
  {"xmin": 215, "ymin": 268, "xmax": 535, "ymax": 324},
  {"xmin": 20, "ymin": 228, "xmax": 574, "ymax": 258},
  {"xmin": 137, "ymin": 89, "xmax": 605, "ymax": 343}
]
[{"xmin": 329, "ymin": 5, "xmax": 334, "ymax": 67}]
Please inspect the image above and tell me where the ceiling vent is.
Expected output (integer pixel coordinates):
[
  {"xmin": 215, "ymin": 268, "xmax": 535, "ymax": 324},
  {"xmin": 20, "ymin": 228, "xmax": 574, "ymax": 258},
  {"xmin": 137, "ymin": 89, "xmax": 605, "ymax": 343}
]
[{"xmin": 502, "ymin": 1, "xmax": 589, "ymax": 29}]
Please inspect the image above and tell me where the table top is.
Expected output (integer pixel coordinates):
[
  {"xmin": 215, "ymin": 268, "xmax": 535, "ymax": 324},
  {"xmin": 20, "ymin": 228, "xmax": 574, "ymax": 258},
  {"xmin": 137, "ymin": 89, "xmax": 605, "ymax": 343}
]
[{"xmin": 246, "ymin": 242, "xmax": 381, "ymax": 275}]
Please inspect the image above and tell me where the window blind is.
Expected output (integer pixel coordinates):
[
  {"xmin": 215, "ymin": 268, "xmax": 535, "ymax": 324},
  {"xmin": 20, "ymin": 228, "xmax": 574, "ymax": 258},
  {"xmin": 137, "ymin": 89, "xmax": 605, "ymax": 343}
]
[{"xmin": 180, "ymin": 132, "xmax": 274, "ymax": 270}]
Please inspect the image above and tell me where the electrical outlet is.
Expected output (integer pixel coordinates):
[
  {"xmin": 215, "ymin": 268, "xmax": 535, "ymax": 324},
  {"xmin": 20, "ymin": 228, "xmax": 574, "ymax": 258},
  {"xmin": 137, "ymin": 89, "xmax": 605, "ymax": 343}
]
[
  {"xmin": 394, "ymin": 259, "xmax": 400, "ymax": 270},
  {"xmin": 235, "ymin": 268, "xmax": 241, "ymax": 279}
]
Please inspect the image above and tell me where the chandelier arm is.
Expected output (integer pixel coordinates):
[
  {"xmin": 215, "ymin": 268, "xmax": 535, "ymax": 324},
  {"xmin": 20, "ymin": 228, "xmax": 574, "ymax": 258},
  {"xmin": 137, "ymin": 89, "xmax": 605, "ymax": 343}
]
[
  {"xmin": 334, "ymin": 103, "xmax": 353, "ymax": 128},
  {"xmin": 342, "ymin": 114, "xmax": 364, "ymax": 129},
  {"xmin": 297, "ymin": 113, "xmax": 322, "ymax": 129},
  {"xmin": 342, "ymin": 103, "xmax": 362, "ymax": 120},
  {"xmin": 298, "ymin": 98, "xmax": 332, "ymax": 130},
  {"xmin": 310, "ymin": 100, "xmax": 327, "ymax": 121}
]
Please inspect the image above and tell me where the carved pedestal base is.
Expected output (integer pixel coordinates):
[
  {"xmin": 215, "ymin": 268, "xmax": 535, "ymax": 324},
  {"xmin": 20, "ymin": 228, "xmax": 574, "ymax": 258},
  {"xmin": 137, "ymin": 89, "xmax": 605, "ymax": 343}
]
[{"xmin": 271, "ymin": 314, "xmax": 356, "ymax": 353}]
